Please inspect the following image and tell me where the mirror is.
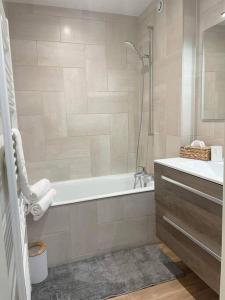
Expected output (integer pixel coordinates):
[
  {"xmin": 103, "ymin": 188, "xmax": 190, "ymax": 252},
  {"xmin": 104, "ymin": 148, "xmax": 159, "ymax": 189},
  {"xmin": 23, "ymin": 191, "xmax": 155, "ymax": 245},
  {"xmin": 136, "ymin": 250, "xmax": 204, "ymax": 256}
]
[{"xmin": 202, "ymin": 21, "xmax": 225, "ymax": 121}]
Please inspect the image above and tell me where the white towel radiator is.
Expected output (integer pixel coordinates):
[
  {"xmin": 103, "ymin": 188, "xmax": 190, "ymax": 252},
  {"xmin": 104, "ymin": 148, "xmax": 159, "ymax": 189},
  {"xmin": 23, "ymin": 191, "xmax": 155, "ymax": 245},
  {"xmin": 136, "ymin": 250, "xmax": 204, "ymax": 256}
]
[{"xmin": 0, "ymin": 12, "xmax": 31, "ymax": 300}]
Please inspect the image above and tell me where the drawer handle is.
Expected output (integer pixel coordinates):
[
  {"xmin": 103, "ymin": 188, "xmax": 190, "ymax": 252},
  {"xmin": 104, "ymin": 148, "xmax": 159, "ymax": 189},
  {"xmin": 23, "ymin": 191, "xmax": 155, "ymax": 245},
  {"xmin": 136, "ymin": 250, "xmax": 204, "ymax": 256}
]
[
  {"xmin": 161, "ymin": 175, "xmax": 223, "ymax": 206},
  {"xmin": 163, "ymin": 216, "xmax": 221, "ymax": 262}
]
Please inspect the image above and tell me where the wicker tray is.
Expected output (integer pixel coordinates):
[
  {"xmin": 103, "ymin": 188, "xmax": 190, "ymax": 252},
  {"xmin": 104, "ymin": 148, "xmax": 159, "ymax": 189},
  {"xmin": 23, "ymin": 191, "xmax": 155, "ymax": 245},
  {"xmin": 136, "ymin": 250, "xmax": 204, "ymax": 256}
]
[{"xmin": 180, "ymin": 146, "xmax": 211, "ymax": 161}]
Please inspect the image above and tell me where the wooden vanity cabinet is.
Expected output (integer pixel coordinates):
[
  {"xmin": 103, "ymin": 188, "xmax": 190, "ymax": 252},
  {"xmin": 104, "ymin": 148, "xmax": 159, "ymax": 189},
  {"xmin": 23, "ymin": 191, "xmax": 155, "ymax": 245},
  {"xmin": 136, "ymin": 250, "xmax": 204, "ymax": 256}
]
[{"xmin": 154, "ymin": 162, "xmax": 223, "ymax": 294}]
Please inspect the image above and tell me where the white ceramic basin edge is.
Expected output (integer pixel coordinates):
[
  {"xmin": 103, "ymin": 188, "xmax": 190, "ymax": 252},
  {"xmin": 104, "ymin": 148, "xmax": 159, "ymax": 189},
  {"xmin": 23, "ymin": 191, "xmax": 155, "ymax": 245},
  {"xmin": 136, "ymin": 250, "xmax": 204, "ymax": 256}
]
[{"xmin": 154, "ymin": 157, "xmax": 224, "ymax": 185}]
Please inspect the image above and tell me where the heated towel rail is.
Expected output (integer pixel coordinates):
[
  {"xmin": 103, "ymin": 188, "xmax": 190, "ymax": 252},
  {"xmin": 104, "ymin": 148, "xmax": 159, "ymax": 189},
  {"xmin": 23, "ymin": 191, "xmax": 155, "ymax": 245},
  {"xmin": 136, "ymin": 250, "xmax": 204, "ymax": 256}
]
[{"xmin": 0, "ymin": 14, "xmax": 30, "ymax": 300}]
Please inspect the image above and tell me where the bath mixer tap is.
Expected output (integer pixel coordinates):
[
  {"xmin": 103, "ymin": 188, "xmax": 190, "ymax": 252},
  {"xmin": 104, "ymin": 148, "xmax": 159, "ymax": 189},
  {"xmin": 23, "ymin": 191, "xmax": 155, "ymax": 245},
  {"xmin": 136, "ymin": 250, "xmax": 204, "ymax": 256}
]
[{"xmin": 133, "ymin": 166, "xmax": 153, "ymax": 189}]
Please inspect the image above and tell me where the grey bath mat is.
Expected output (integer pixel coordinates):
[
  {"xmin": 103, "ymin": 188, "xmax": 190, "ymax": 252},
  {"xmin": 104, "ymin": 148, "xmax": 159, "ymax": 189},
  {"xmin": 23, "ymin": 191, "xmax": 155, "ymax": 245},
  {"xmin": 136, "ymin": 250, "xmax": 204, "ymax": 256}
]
[{"xmin": 31, "ymin": 244, "xmax": 184, "ymax": 300}]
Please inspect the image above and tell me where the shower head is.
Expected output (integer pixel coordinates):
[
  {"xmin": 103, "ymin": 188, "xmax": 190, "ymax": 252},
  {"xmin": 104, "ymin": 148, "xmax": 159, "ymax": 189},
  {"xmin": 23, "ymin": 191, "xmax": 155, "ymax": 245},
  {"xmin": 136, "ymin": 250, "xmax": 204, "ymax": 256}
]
[
  {"xmin": 124, "ymin": 41, "xmax": 138, "ymax": 51},
  {"xmin": 124, "ymin": 41, "xmax": 145, "ymax": 64},
  {"xmin": 124, "ymin": 41, "xmax": 149, "ymax": 64}
]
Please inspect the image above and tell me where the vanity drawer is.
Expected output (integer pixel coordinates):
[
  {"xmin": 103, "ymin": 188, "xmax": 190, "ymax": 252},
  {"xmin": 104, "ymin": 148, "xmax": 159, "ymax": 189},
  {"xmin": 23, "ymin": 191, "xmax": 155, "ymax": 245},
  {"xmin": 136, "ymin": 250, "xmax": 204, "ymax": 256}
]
[
  {"xmin": 155, "ymin": 163, "xmax": 222, "ymax": 256},
  {"xmin": 156, "ymin": 215, "xmax": 221, "ymax": 293},
  {"xmin": 155, "ymin": 163, "xmax": 223, "ymax": 200}
]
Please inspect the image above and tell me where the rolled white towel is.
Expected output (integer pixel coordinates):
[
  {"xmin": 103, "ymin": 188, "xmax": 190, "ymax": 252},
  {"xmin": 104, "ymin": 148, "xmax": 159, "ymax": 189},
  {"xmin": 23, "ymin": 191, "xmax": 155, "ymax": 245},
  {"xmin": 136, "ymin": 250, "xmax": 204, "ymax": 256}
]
[
  {"xmin": 30, "ymin": 179, "xmax": 51, "ymax": 204},
  {"xmin": 191, "ymin": 140, "xmax": 206, "ymax": 148},
  {"xmin": 31, "ymin": 189, "xmax": 56, "ymax": 221}
]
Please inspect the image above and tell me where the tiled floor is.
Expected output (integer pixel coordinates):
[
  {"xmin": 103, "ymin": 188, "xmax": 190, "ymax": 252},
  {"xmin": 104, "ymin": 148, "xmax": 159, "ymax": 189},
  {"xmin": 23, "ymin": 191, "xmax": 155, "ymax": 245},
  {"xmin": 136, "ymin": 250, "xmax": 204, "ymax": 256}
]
[
  {"xmin": 113, "ymin": 245, "xmax": 219, "ymax": 300},
  {"xmin": 113, "ymin": 273, "xmax": 218, "ymax": 300}
]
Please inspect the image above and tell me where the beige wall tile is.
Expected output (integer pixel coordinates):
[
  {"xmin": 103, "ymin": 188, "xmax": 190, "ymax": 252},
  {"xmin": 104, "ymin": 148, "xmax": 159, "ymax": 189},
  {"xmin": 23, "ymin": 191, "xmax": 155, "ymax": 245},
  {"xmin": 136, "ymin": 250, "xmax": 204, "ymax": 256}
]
[
  {"xmin": 204, "ymin": 53, "xmax": 225, "ymax": 72},
  {"xmin": 97, "ymin": 197, "xmax": 124, "ymax": 224},
  {"xmin": 165, "ymin": 135, "xmax": 181, "ymax": 157},
  {"xmin": 60, "ymin": 18, "xmax": 84, "ymax": 43},
  {"xmin": 68, "ymin": 114, "xmax": 110, "ymax": 136},
  {"xmin": 85, "ymin": 45, "xmax": 108, "ymax": 91},
  {"xmin": 69, "ymin": 157, "xmax": 92, "ymax": 179},
  {"xmin": 108, "ymin": 69, "xmax": 138, "ymax": 92},
  {"xmin": 37, "ymin": 42, "xmax": 85, "ymax": 67},
  {"xmin": 105, "ymin": 16, "xmax": 137, "ymax": 44},
  {"xmin": 86, "ymin": 61, "xmax": 108, "ymax": 92},
  {"xmin": 68, "ymin": 202, "xmax": 98, "ymax": 259},
  {"xmin": 27, "ymin": 160, "xmax": 70, "ymax": 182},
  {"xmin": 9, "ymin": 13, "xmax": 60, "ymax": 41},
  {"xmin": 128, "ymin": 153, "xmax": 136, "ymax": 172},
  {"xmin": 165, "ymin": 0, "xmax": 183, "ymax": 56},
  {"xmin": 11, "ymin": 39, "xmax": 37, "ymax": 66},
  {"xmin": 28, "ymin": 158, "xmax": 90, "ymax": 182},
  {"xmin": 27, "ymin": 162, "xmax": 51, "ymax": 183},
  {"xmin": 97, "ymin": 216, "xmax": 156, "ymax": 251},
  {"xmin": 128, "ymin": 92, "xmax": 139, "ymax": 153},
  {"xmin": 14, "ymin": 66, "xmax": 63, "ymax": 91},
  {"xmin": 84, "ymin": 19, "xmax": 106, "ymax": 44},
  {"xmin": 88, "ymin": 92, "xmax": 128, "ymax": 114},
  {"xmin": 153, "ymin": 85, "xmax": 166, "ymax": 135},
  {"xmin": 123, "ymin": 192, "xmax": 155, "ymax": 219},
  {"xmin": 106, "ymin": 43, "xmax": 127, "ymax": 69},
  {"xmin": 110, "ymin": 114, "xmax": 128, "ymax": 173},
  {"xmin": 41, "ymin": 231, "xmax": 71, "ymax": 267},
  {"xmin": 16, "ymin": 91, "xmax": 43, "ymax": 115},
  {"xmin": 153, "ymin": 134, "xmax": 166, "ymax": 159},
  {"xmin": 46, "ymin": 137, "xmax": 90, "ymax": 160},
  {"xmin": 63, "ymin": 68, "xmax": 87, "ymax": 114},
  {"xmin": 60, "ymin": 18, "xmax": 105, "ymax": 44},
  {"xmin": 164, "ymin": 55, "xmax": 182, "ymax": 136},
  {"xmin": 43, "ymin": 113, "xmax": 67, "ymax": 140},
  {"xmin": 214, "ymin": 122, "xmax": 225, "ymax": 139},
  {"xmin": 18, "ymin": 116, "xmax": 45, "ymax": 163},
  {"xmin": 90, "ymin": 135, "xmax": 111, "ymax": 176},
  {"xmin": 42, "ymin": 92, "xmax": 67, "ymax": 139},
  {"xmin": 27, "ymin": 206, "xmax": 70, "ymax": 237}
]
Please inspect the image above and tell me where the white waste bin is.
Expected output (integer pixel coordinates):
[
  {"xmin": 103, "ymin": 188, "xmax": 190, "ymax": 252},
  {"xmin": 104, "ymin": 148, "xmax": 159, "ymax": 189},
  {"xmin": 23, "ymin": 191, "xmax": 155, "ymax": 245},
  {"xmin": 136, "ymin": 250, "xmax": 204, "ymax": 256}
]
[{"xmin": 29, "ymin": 241, "xmax": 48, "ymax": 284}]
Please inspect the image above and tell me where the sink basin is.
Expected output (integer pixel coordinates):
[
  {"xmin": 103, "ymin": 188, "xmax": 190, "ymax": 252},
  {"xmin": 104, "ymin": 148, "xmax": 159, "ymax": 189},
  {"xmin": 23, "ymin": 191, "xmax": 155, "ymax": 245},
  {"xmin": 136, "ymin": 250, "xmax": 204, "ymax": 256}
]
[{"xmin": 154, "ymin": 157, "xmax": 224, "ymax": 185}]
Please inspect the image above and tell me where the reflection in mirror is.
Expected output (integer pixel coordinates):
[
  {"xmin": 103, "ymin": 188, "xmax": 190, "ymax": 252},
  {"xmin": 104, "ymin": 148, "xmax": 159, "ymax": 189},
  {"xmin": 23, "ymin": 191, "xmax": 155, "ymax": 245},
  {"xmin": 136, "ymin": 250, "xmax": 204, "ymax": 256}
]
[{"xmin": 202, "ymin": 20, "xmax": 225, "ymax": 120}]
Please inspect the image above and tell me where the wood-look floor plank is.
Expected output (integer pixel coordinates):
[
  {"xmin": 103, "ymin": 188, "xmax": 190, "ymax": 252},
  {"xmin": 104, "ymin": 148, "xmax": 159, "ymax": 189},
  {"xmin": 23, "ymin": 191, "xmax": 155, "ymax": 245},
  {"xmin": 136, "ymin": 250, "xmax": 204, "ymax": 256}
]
[{"xmin": 112, "ymin": 245, "xmax": 219, "ymax": 300}]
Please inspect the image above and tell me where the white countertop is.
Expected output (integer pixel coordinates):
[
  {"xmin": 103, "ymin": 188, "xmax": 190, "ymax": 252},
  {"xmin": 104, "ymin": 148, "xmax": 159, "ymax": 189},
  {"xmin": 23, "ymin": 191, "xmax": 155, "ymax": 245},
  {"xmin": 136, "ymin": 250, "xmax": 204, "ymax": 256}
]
[{"xmin": 154, "ymin": 157, "xmax": 224, "ymax": 185}]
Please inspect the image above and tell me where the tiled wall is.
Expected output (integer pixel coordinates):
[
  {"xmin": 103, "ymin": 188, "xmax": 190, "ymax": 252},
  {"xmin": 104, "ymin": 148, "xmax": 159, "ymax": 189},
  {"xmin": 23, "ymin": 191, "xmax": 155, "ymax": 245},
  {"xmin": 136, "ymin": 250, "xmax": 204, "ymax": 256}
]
[
  {"xmin": 137, "ymin": 0, "xmax": 190, "ymax": 174},
  {"xmin": 27, "ymin": 191, "xmax": 156, "ymax": 267},
  {"xmin": 196, "ymin": 0, "xmax": 225, "ymax": 147},
  {"xmin": 6, "ymin": 3, "xmax": 140, "ymax": 182}
]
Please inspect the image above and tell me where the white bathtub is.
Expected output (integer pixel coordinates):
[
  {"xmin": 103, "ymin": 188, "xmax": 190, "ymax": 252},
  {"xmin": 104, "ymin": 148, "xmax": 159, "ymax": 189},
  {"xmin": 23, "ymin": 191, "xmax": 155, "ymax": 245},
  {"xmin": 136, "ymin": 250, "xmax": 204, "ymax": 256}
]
[{"xmin": 52, "ymin": 173, "xmax": 154, "ymax": 206}]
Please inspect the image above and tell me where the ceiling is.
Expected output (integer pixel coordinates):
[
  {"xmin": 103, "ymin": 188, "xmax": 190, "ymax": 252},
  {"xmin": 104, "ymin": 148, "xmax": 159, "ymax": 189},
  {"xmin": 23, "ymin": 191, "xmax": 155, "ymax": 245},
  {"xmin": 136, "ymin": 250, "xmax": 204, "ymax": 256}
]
[{"xmin": 4, "ymin": 0, "xmax": 153, "ymax": 16}]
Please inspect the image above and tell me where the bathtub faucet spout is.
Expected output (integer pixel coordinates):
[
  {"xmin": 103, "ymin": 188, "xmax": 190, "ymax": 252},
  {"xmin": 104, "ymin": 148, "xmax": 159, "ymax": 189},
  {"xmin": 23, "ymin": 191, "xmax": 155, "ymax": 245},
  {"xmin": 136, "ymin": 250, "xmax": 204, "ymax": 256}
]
[{"xmin": 133, "ymin": 166, "xmax": 153, "ymax": 189}]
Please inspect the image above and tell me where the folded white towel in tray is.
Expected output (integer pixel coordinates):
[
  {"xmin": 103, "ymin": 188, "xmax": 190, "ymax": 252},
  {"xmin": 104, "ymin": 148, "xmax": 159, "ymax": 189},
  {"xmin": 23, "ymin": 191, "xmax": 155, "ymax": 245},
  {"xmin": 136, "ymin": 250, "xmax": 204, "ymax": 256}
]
[
  {"xmin": 190, "ymin": 140, "xmax": 206, "ymax": 149},
  {"xmin": 31, "ymin": 189, "xmax": 56, "ymax": 221},
  {"xmin": 12, "ymin": 128, "xmax": 51, "ymax": 203}
]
